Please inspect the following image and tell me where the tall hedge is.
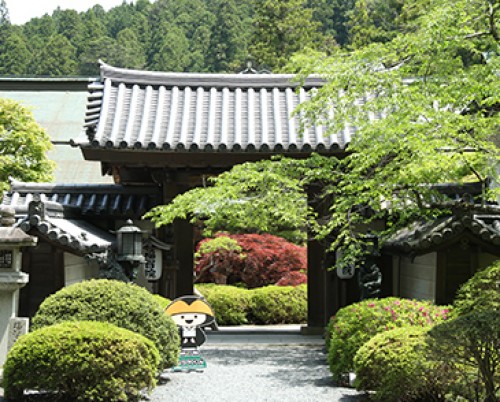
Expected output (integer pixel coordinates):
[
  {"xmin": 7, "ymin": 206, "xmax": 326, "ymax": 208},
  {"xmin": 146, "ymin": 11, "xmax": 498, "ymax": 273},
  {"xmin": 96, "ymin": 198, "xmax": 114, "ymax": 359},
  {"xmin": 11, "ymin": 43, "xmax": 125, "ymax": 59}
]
[
  {"xmin": 31, "ymin": 279, "xmax": 179, "ymax": 369},
  {"xmin": 2, "ymin": 321, "xmax": 160, "ymax": 402}
]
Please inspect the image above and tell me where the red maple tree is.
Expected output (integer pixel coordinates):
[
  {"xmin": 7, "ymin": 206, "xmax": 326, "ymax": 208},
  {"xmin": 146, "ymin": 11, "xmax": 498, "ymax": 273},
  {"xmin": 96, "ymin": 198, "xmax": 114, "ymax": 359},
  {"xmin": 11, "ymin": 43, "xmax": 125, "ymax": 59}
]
[{"xmin": 195, "ymin": 233, "xmax": 307, "ymax": 287}]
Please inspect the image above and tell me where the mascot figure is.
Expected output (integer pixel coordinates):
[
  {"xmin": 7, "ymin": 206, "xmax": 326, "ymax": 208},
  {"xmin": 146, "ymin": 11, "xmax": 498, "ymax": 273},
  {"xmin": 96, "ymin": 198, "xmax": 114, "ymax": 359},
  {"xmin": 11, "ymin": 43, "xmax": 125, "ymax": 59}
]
[{"xmin": 165, "ymin": 295, "xmax": 215, "ymax": 372}]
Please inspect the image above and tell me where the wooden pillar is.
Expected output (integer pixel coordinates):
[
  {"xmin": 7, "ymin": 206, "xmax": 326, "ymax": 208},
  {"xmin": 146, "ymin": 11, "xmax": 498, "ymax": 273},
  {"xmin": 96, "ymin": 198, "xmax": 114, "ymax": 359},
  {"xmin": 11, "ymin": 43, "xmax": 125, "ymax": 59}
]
[
  {"xmin": 306, "ymin": 185, "xmax": 358, "ymax": 330},
  {"xmin": 307, "ymin": 235, "xmax": 327, "ymax": 328},
  {"xmin": 157, "ymin": 171, "xmax": 194, "ymax": 299},
  {"xmin": 173, "ymin": 218, "xmax": 194, "ymax": 297},
  {"xmin": 306, "ymin": 184, "xmax": 329, "ymax": 329},
  {"xmin": 324, "ymin": 248, "xmax": 341, "ymax": 323},
  {"xmin": 157, "ymin": 224, "xmax": 176, "ymax": 299}
]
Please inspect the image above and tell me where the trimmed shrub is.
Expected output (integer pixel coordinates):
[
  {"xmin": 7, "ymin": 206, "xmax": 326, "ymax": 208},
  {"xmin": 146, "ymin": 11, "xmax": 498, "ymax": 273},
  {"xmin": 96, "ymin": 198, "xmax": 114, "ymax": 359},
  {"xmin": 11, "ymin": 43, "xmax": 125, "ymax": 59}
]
[
  {"xmin": 152, "ymin": 294, "xmax": 171, "ymax": 310},
  {"xmin": 195, "ymin": 233, "xmax": 307, "ymax": 288},
  {"xmin": 354, "ymin": 326, "xmax": 442, "ymax": 402},
  {"xmin": 249, "ymin": 284, "xmax": 307, "ymax": 324},
  {"xmin": 326, "ymin": 297, "xmax": 450, "ymax": 380},
  {"xmin": 194, "ymin": 282, "xmax": 219, "ymax": 298},
  {"xmin": 453, "ymin": 260, "xmax": 500, "ymax": 317},
  {"xmin": 196, "ymin": 283, "xmax": 251, "ymax": 325},
  {"xmin": 427, "ymin": 310, "xmax": 500, "ymax": 402},
  {"xmin": 31, "ymin": 279, "xmax": 179, "ymax": 369},
  {"xmin": 2, "ymin": 321, "xmax": 160, "ymax": 402}
]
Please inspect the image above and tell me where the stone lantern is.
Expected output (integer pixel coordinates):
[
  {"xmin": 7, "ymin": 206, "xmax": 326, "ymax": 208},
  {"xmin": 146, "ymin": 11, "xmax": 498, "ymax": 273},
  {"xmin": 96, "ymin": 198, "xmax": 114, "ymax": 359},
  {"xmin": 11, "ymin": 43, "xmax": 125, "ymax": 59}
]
[
  {"xmin": 115, "ymin": 220, "xmax": 145, "ymax": 281},
  {"xmin": 0, "ymin": 206, "xmax": 37, "ymax": 366}
]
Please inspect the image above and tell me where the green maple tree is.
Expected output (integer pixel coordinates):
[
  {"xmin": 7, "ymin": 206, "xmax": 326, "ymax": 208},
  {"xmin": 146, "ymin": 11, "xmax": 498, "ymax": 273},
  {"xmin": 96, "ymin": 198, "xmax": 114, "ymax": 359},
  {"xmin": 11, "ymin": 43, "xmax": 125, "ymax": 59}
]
[{"xmin": 0, "ymin": 98, "xmax": 54, "ymax": 194}]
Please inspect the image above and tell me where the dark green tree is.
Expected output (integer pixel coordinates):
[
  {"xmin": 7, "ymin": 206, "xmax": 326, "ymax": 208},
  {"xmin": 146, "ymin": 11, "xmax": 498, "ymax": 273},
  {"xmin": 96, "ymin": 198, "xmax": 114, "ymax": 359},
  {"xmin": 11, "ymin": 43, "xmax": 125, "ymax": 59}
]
[
  {"xmin": 106, "ymin": 1, "xmax": 141, "ymax": 38},
  {"xmin": 146, "ymin": 0, "xmax": 174, "ymax": 66},
  {"xmin": 163, "ymin": 0, "xmax": 215, "ymax": 71},
  {"xmin": 78, "ymin": 36, "xmax": 118, "ymax": 75},
  {"xmin": 0, "ymin": 0, "xmax": 9, "ymax": 25},
  {"xmin": 33, "ymin": 34, "xmax": 77, "ymax": 76},
  {"xmin": 128, "ymin": 12, "xmax": 151, "ymax": 55},
  {"xmin": 249, "ymin": 0, "xmax": 324, "ymax": 71},
  {"xmin": 135, "ymin": 0, "xmax": 152, "ymax": 13},
  {"xmin": 80, "ymin": 6, "xmax": 107, "ymax": 46},
  {"xmin": 53, "ymin": 8, "xmax": 85, "ymax": 54},
  {"xmin": 0, "ymin": 29, "xmax": 31, "ymax": 75},
  {"xmin": 208, "ymin": 0, "xmax": 247, "ymax": 72},
  {"xmin": 309, "ymin": 0, "xmax": 356, "ymax": 47},
  {"xmin": 150, "ymin": 24, "xmax": 190, "ymax": 72},
  {"xmin": 114, "ymin": 28, "xmax": 146, "ymax": 69},
  {"xmin": 347, "ymin": 0, "xmax": 407, "ymax": 48},
  {"xmin": 22, "ymin": 15, "xmax": 57, "ymax": 39},
  {"xmin": 0, "ymin": 0, "xmax": 12, "ymax": 68},
  {"xmin": 189, "ymin": 25, "xmax": 211, "ymax": 72}
]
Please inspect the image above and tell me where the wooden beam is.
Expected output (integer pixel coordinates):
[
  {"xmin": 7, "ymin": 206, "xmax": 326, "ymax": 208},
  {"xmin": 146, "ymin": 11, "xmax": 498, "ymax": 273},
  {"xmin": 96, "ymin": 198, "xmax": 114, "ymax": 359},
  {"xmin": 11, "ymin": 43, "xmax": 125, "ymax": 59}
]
[{"xmin": 81, "ymin": 148, "xmax": 343, "ymax": 169}]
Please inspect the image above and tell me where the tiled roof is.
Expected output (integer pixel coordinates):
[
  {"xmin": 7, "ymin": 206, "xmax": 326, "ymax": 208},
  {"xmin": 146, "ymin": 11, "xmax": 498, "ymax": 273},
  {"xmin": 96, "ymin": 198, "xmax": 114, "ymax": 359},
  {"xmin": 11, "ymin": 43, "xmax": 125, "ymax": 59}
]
[
  {"xmin": 74, "ymin": 62, "xmax": 358, "ymax": 153},
  {"xmin": 7, "ymin": 198, "xmax": 113, "ymax": 254},
  {"xmin": 2, "ymin": 183, "xmax": 171, "ymax": 259},
  {"xmin": 384, "ymin": 205, "xmax": 500, "ymax": 254},
  {"xmin": 19, "ymin": 212, "xmax": 113, "ymax": 254},
  {"xmin": 3, "ymin": 180, "xmax": 162, "ymax": 219}
]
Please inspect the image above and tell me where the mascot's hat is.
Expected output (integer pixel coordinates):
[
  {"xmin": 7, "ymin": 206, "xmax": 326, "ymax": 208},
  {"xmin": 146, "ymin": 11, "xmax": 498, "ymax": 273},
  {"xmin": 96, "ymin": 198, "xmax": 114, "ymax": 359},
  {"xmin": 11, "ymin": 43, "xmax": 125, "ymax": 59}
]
[{"xmin": 165, "ymin": 295, "xmax": 214, "ymax": 317}]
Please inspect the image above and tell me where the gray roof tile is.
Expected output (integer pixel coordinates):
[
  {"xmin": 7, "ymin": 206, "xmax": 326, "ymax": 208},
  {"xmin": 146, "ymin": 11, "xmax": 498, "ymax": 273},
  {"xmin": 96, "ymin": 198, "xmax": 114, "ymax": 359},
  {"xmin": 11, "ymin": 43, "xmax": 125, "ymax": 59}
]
[
  {"xmin": 19, "ymin": 214, "xmax": 113, "ymax": 254},
  {"xmin": 3, "ymin": 180, "xmax": 162, "ymax": 219},
  {"xmin": 76, "ymin": 62, "xmax": 355, "ymax": 153},
  {"xmin": 384, "ymin": 206, "xmax": 500, "ymax": 254}
]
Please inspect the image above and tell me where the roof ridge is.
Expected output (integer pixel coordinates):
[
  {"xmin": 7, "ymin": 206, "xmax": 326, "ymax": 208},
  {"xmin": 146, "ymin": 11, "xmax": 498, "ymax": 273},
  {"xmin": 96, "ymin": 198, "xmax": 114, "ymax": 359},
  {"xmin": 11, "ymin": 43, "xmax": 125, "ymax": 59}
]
[{"xmin": 99, "ymin": 61, "xmax": 324, "ymax": 89}]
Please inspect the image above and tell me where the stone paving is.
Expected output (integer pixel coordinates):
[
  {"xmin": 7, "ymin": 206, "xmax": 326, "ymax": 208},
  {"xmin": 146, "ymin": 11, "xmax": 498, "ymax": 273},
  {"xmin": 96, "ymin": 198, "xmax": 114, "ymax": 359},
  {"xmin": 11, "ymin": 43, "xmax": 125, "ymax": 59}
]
[{"xmin": 149, "ymin": 325, "xmax": 368, "ymax": 402}]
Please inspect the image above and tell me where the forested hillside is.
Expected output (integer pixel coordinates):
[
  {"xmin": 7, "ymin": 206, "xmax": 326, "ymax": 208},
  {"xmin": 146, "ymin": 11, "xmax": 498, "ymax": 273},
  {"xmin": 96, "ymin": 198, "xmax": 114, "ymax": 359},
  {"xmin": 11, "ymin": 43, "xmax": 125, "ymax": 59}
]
[{"xmin": 0, "ymin": 0, "xmax": 419, "ymax": 75}]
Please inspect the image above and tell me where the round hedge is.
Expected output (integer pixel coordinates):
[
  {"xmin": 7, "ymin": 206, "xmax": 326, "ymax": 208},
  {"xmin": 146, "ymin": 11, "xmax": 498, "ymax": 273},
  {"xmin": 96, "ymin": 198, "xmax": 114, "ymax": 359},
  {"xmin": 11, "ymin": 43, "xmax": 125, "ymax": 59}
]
[
  {"xmin": 196, "ymin": 283, "xmax": 251, "ymax": 325},
  {"xmin": 453, "ymin": 260, "xmax": 500, "ymax": 317},
  {"xmin": 249, "ymin": 284, "xmax": 307, "ymax": 324},
  {"xmin": 326, "ymin": 297, "xmax": 450, "ymax": 380},
  {"xmin": 353, "ymin": 326, "xmax": 440, "ymax": 402},
  {"xmin": 152, "ymin": 293, "xmax": 171, "ymax": 310},
  {"xmin": 2, "ymin": 321, "xmax": 160, "ymax": 402},
  {"xmin": 31, "ymin": 279, "xmax": 179, "ymax": 369}
]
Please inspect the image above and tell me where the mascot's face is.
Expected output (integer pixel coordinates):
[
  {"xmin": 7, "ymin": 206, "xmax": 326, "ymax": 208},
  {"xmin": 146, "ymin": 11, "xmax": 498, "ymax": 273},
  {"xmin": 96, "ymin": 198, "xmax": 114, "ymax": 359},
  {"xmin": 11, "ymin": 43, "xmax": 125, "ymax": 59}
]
[
  {"xmin": 171, "ymin": 313, "xmax": 207, "ymax": 328},
  {"xmin": 165, "ymin": 295, "xmax": 215, "ymax": 328}
]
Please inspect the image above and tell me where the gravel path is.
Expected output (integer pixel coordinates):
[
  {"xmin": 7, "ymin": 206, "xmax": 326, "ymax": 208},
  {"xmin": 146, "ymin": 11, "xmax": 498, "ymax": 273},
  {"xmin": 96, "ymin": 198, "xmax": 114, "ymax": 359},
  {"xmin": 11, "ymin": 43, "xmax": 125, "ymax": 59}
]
[{"xmin": 150, "ymin": 345, "xmax": 369, "ymax": 402}]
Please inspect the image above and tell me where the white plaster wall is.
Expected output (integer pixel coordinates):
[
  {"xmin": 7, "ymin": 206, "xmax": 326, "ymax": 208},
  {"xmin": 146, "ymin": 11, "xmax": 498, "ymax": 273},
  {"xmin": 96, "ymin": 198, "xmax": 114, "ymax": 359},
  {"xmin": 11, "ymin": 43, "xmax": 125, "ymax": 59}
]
[
  {"xmin": 64, "ymin": 253, "xmax": 99, "ymax": 286},
  {"xmin": 398, "ymin": 253, "xmax": 437, "ymax": 302}
]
